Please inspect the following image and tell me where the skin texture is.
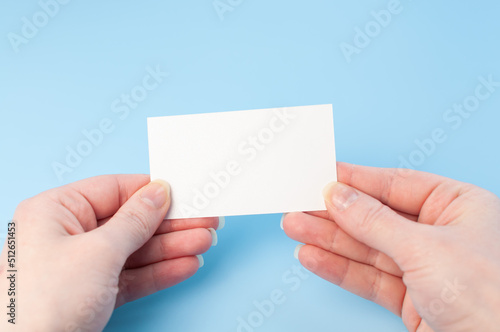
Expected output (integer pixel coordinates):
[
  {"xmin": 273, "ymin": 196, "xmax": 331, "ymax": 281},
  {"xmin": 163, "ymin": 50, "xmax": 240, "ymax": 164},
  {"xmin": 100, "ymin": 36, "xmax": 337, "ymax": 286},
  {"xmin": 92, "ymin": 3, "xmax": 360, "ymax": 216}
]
[
  {"xmin": 283, "ymin": 162, "xmax": 500, "ymax": 332},
  {"xmin": 1, "ymin": 165, "xmax": 498, "ymax": 331},
  {"xmin": 0, "ymin": 175, "xmax": 220, "ymax": 332}
]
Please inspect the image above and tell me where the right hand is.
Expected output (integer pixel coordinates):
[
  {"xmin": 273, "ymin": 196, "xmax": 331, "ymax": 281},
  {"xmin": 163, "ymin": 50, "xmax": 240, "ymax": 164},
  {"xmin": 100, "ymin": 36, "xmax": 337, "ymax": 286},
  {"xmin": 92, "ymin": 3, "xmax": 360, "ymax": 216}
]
[{"xmin": 283, "ymin": 162, "xmax": 500, "ymax": 331}]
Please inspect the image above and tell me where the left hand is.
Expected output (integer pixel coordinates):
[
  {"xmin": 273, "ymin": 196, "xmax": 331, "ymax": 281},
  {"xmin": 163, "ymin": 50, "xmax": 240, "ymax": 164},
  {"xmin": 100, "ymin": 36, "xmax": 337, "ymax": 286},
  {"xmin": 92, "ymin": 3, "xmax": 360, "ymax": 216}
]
[{"xmin": 0, "ymin": 175, "xmax": 220, "ymax": 332}]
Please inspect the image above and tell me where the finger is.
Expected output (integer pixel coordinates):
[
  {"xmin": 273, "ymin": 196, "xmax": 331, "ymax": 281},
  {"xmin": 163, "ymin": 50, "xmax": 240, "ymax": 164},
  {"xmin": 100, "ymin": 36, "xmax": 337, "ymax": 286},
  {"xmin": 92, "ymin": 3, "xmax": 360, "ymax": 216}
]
[
  {"xmin": 283, "ymin": 212, "xmax": 402, "ymax": 276},
  {"xmin": 125, "ymin": 228, "xmax": 214, "ymax": 269},
  {"xmin": 304, "ymin": 210, "xmax": 330, "ymax": 219},
  {"xmin": 115, "ymin": 256, "xmax": 202, "ymax": 307},
  {"xmin": 65, "ymin": 174, "xmax": 151, "ymax": 218},
  {"xmin": 402, "ymin": 295, "xmax": 426, "ymax": 332},
  {"xmin": 337, "ymin": 162, "xmax": 451, "ymax": 215},
  {"xmin": 297, "ymin": 244, "xmax": 405, "ymax": 316},
  {"xmin": 94, "ymin": 180, "xmax": 171, "ymax": 259},
  {"xmin": 23, "ymin": 174, "xmax": 150, "ymax": 233},
  {"xmin": 154, "ymin": 217, "xmax": 222, "ymax": 234},
  {"xmin": 415, "ymin": 320, "xmax": 434, "ymax": 332},
  {"xmin": 97, "ymin": 216, "xmax": 222, "ymax": 233},
  {"xmin": 305, "ymin": 209, "xmax": 418, "ymax": 222},
  {"xmin": 322, "ymin": 182, "xmax": 421, "ymax": 261}
]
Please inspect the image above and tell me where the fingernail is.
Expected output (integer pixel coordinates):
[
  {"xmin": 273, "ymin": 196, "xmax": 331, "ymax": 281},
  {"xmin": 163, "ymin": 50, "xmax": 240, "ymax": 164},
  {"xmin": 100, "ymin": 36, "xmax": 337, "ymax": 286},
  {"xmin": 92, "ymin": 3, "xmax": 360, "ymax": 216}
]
[
  {"xmin": 322, "ymin": 182, "xmax": 358, "ymax": 212},
  {"xmin": 196, "ymin": 255, "xmax": 204, "ymax": 268},
  {"xmin": 141, "ymin": 180, "xmax": 170, "ymax": 208},
  {"xmin": 293, "ymin": 244, "xmax": 304, "ymax": 259},
  {"xmin": 217, "ymin": 217, "xmax": 225, "ymax": 230},
  {"xmin": 280, "ymin": 213, "xmax": 287, "ymax": 230},
  {"xmin": 208, "ymin": 228, "xmax": 218, "ymax": 246}
]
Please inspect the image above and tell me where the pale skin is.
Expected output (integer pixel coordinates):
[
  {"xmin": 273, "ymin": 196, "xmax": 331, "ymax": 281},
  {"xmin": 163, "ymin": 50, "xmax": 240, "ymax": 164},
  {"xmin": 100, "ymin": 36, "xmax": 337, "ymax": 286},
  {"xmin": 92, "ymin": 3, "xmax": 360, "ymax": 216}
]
[
  {"xmin": 1, "ymin": 164, "xmax": 499, "ymax": 331},
  {"xmin": 0, "ymin": 175, "xmax": 220, "ymax": 331},
  {"xmin": 283, "ymin": 162, "xmax": 500, "ymax": 332}
]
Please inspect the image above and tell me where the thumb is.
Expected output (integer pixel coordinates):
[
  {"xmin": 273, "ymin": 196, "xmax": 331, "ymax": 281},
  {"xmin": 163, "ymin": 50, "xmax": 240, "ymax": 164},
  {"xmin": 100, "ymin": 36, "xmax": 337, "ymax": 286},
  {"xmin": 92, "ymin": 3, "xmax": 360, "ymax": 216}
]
[
  {"xmin": 322, "ymin": 182, "xmax": 419, "ymax": 259},
  {"xmin": 96, "ymin": 180, "xmax": 171, "ymax": 259}
]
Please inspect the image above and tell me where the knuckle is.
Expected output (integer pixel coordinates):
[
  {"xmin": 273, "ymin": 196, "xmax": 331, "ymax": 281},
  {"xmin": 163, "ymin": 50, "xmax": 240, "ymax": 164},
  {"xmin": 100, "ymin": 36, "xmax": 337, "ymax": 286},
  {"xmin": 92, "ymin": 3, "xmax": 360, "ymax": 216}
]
[
  {"xmin": 13, "ymin": 197, "xmax": 44, "ymax": 226},
  {"xmin": 367, "ymin": 269, "xmax": 383, "ymax": 302},
  {"xmin": 359, "ymin": 204, "xmax": 390, "ymax": 234},
  {"xmin": 380, "ymin": 169, "xmax": 398, "ymax": 205},
  {"xmin": 15, "ymin": 198, "xmax": 31, "ymax": 211},
  {"xmin": 327, "ymin": 225, "xmax": 341, "ymax": 253},
  {"xmin": 159, "ymin": 235, "xmax": 170, "ymax": 257},
  {"xmin": 14, "ymin": 197, "xmax": 36, "ymax": 216},
  {"xmin": 366, "ymin": 247, "xmax": 380, "ymax": 267},
  {"xmin": 336, "ymin": 259, "xmax": 351, "ymax": 287},
  {"xmin": 119, "ymin": 209, "xmax": 152, "ymax": 239}
]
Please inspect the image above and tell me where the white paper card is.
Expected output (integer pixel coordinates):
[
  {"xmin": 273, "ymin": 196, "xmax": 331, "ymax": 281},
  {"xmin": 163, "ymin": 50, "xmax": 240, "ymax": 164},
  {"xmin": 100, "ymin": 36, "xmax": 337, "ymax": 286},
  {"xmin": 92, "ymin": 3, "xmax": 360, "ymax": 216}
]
[{"xmin": 147, "ymin": 104, "xmax": 336, "ymax": 219}]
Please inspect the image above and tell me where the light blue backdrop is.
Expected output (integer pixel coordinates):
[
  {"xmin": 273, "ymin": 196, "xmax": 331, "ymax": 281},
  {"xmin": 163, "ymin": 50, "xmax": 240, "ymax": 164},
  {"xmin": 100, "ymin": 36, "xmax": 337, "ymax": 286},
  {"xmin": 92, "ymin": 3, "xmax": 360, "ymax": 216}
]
[{"xmin": 1, "ymin": 1, "xmax": 499, "ymax": 331}]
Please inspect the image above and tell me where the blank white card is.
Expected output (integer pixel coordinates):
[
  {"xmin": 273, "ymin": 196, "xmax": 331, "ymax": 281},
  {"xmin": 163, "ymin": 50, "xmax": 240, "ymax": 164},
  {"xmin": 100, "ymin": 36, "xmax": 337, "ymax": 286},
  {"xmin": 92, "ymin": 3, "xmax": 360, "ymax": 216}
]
[{"xmin": 147, "ymin": 104, "xmax": 336, "ymax": 219}]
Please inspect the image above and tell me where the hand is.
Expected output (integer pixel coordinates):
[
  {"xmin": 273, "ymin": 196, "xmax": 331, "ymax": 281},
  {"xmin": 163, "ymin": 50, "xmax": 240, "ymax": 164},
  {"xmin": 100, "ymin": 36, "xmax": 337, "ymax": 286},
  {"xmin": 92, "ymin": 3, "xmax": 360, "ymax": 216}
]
[
  {"xmin": 0, "ymin": 175, "xmax": 221, "ymax": 332},
  {"xmin": 282, "ymin": 162, "xmax": 500, "ymax": 332}
]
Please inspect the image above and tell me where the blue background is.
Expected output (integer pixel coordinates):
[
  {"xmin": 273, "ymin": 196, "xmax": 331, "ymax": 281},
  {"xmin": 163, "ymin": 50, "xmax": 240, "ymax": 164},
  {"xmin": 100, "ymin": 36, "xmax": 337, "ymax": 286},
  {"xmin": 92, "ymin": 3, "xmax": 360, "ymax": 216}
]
[{"xmin": 1, "ymin": 1, "xmax": 499, "ymax": 331}]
